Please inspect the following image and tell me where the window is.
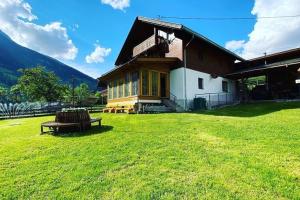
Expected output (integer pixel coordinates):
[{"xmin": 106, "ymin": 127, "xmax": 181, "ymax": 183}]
[
  {"xmin": 125, "ymin": 73, "xmax": 130, "ymax": 97},
  {"xmin": 198, "ymin": 78, "xmax": 203, "ymax": 89},
  {"xmin": 222, "ymin": 81, "xmax": 228, "ymax": 92},
  {"xmin": 151, "ymin": 71, "xmax": 158, "ymax": 96},
  {"xmin": 118, "ymin": 79, "xmax": 124, "ymax": 98},
  {"xmin": 113, "ymin": 79, "xmax": 118, "ymax": 98},
  {"xmin": 131, "ymin": 71, "xmax": 139, "ymax": 96},
  {"xmin": 108, "ymin": 82, "xmax": 113, "ymax": 99},
  {"xmin": 141, "ymin": 70, "xmax": 149, "ymax": 96}
]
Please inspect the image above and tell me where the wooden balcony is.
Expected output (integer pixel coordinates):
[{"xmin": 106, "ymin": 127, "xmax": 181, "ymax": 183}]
[{"xmin": 133, "ymin": 34, "xmax": 157, "ymax": 57}]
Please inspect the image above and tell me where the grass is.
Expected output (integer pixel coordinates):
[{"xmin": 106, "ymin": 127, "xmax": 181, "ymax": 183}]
[{"xmin": 0, "ymin": 102, "xmax": 299, "ymax": 199}]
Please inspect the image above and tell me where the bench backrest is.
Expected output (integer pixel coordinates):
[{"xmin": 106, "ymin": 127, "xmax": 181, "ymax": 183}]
[{"xmin": 55, "ymin": 111, "xmax": 91, "ymax": 123}]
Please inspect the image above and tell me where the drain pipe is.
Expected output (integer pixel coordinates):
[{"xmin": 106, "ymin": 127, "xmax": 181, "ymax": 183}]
[{"xmin": 183, "ymin": 34, "xmax": 195, "ymax": 111}]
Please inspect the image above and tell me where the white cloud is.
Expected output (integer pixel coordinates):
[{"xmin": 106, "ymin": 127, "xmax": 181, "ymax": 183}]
[
  {"xmin": 225, "ymin": 0, "xmax": 300, "ymax": 59},
  {"xmin": 101, "ymin": 0, "xmax": 130, "ymax": 11},
  {"xmin": 225, "ymin": 40, "xmax": 245, "ymax": 53},
  {"xmin": 85, "ymin": 45, "xmax": 112, "ymax": 64},
  {"xmin": 0, "ymin": 0, "xmax": 78, "ymax": 60}
]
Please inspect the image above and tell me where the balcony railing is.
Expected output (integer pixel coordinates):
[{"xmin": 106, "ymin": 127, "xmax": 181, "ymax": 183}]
[{"xmin": 133, "ymin": 34, "xmax": 157, "ymax": 57}]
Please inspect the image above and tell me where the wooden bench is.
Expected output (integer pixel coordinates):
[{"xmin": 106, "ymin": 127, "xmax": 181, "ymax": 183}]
[
  {"xmin": 41, "ymin": 121, "xmax": 81, "ymax": 134},
  {"xmin": 81, "ymin": 118, "xmax": 102, "ymax": 131},
  {"xmin": 41, "ymin": 118, "xmax": 102, "ymax": 134},
  {"xmin": 90, "ymin": 118, "xmax": 102, "ymax": 126}
]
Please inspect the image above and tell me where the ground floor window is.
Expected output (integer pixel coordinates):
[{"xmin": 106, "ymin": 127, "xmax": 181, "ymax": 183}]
[
  {"xmin": 141, "ymin": 70, "xmax": 161, "ymax": 97},
  {"xmin": 141, "ymin": 70, "xmax": 149, "ymax": 96},
  {"xmin": 118, "ymin": 79, "xmax": 124, "ymax": 98},
  {"xmin": 222, "ymin": 81, "xmax": 228, "ymax": 92},
  {"xmin": 108, "ymin": 69, "xmax": 167, "ymax": 100},
  {"xmin": 151, "ymin": 71, "xmax": 159, "ymax": 96},
  {"xmin": 113, "ymin": 80, "xmax": 118, "ymax": 98},
  {"xmin": 125, "ymin": 73, "xmax": 130, "ymax": 97},
  {"xmin": 131, "ymin": 71, "xmax": 139, "ymax": 96},
  {"xmin": 198, "ymin": 78, "xmax": 203, "ymax": 89},
  {"xmin": 108, "ymin": 82, "xmax": 113, "ymax": 99}
]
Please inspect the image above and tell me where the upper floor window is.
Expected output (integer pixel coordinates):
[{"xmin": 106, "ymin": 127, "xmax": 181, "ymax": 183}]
[
  {"xmin": 222, "ymin": 81, "xmax": 228, "ymax": 93},
  {"xmin": 198, "ymin": 78, "xmax": 203, "ymax": 89}
]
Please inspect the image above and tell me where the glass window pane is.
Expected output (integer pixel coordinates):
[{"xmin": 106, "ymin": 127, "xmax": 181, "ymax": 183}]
[
  {"xmin": 198, "ymin": 78, "xmax": 203, "ymax": 89},
  {"xmin": 222, "ymin": 81, "xmax": 228, "ymax": 92},
  {"xmin": 131, "ymin": 72, "xmax": 139, "ymax": 96},
  {"xmin": 113, "ymin": 79, "xmax": 118, "ymax": 98},
  {"xmin": 142, "ymin": 70, "xmax": 149, "ymax": 96},
  {"xmin": 108, "ymin": 82, "xmax": 112, "ymax": 99},
  {"xmin": 119, "ymin": 79, "xmax": 124, "ymax": 98},
  {"xmin": 125, "ymin": 73, "xmax": 130, "ymax": 97},
  {"xmin": 151, "ymin": 71, "xmax": 158, "ymax": 96}
]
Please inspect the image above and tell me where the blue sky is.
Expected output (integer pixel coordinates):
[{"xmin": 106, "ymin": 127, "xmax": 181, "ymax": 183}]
[
  {"xmin": 1, "ymin": 0, "xmax": 299, "ymax": 78},
  {"xmin": 12, "ymin": 0, "xmax": 256, "ymax": 76}
]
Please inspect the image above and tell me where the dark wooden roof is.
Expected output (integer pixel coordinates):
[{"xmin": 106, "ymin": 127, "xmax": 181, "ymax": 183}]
[
  {"xmin": 115, "ymin": 16, "xmax": 245, "ymax": 66},
  {"xmin": 234, "ymin": 48, "xmax": 300, "ymax": 70},
  {"xmin": 248, "ymin": 48, "xmax": 300, "ymax": 62},
  {"xmin": 228, "ymin": 57, "xmax": 300, "ymax": 78}
]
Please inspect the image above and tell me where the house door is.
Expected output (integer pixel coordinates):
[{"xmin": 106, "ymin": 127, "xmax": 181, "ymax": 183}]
[{"xmin": 160, "ymin": 73, "xmax": 167, "ymax": 98}]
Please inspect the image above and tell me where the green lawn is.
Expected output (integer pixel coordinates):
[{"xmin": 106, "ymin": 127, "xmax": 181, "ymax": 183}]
[{"xmin": 0, "ymin": 102, "xmax": 299, "ymax": 199}]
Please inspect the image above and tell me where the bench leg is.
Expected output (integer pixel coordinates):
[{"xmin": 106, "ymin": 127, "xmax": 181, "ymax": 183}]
[
  {"xmin": 99, "ymin": 120, "xmax": 101, "ymax": 127},
  {"xmin": 41, "ymin": 126, "xmax": 44, "ymax": 135}
]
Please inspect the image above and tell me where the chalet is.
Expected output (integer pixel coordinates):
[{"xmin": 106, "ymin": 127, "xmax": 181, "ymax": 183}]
[{"xmin": 99, "ymin": 17, "xmax": 300, "ymax": 113}]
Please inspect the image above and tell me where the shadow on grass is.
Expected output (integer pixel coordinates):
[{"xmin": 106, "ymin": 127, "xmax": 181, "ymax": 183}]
[
  {"xmin": 52, "ymin": 125, "xmax": 114, "ymax": 138},
  {"xmin": 194, "ymin": 101, "xmax": 300, "ymax": 117}
]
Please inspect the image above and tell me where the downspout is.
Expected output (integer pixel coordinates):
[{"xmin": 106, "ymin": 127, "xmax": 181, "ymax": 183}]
[{"xmin": 183, "ymin": 34, "xmax": 195, "ymax": 111}]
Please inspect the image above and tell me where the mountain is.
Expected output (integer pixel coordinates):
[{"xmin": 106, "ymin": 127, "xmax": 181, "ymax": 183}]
[{"xmin": 0, "ymin": 30, "xmax": 97, "ymax": 89}]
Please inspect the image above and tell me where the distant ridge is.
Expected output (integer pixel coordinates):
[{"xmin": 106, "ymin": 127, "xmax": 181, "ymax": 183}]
[{"xmin": 0, "ymin": 30, "xmax": 97, "ymax": 89}]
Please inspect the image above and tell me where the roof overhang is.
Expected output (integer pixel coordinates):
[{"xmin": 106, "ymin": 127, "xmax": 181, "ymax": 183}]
[
  {"xmin": 181, "ymin": 26, "xmax": 245, "ymax": 61},
  {"xmin": 227, "ymin": 58, "xmax": 300, "ymax": 79},
  {"xmin": 99, "ymin": 57, "xmax": 181, "ymax": 81}
]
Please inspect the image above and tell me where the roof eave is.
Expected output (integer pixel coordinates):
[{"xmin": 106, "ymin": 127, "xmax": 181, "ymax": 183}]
[
  {"xmin": 181, "ymin": 26, "xmax": 245, "ymax": 61},
  {"xmin": 227, "ymin": 59, "xmax": 300, "ymax": 77}
]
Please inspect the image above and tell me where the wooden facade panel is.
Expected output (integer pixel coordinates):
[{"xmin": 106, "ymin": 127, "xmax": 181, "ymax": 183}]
[
  {"xmin": 186, "ymin": 39, "xmax": 235, "ymax": 76},
  {"xmin": 165, "ymin": 38, "xmax": 183, "ymax": 61}
]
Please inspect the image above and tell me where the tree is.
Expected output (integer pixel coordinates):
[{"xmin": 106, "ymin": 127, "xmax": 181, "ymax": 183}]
[
  {"xmin": 75, "ymin": 83, "xmax": 90, "ymax": 105},
  {"xmin": 0, "ymin": 86, "xmax": 8, "ymax": 102},
  {"xmin": 9, "ymin": 84, "xmax": 23, "ymax": 103},
  {"xmin": 16, "ymin": 66, "xmax": 66, "ymax": 102}
]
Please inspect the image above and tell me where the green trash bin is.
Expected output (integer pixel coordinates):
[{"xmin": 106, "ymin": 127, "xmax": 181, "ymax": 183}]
[{"xmin": 194, "ymin": 97, "xmax": 207, "ymax": 110}]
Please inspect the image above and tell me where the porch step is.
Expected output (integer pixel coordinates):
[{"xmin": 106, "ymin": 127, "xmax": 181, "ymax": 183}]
[{"xmin": 162, "ymin": 99, "xmax": 185, "ymax": 112}]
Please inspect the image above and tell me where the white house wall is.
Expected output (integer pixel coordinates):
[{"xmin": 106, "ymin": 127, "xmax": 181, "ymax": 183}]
[{"xmin": 170, "ymin": 67, "xmax": 237, "ymax": 109}]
